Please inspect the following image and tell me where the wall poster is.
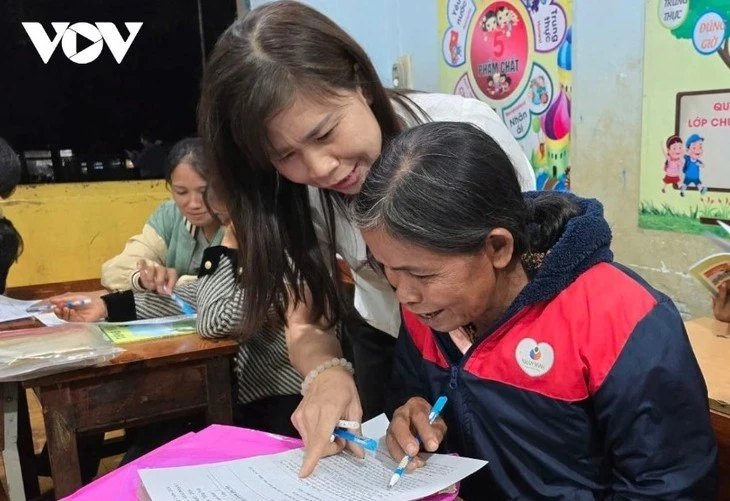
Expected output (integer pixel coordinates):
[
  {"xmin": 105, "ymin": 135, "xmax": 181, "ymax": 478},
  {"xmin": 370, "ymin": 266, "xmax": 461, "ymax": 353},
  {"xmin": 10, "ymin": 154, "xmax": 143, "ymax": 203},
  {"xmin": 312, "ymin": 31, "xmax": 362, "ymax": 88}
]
[
  {"xmin": 439, "ymin": 0, "xmax": 573, "ymax": 191},
  {"xmin": 639, "ymin": 0, "xmax": 730, "ymax": 235}
]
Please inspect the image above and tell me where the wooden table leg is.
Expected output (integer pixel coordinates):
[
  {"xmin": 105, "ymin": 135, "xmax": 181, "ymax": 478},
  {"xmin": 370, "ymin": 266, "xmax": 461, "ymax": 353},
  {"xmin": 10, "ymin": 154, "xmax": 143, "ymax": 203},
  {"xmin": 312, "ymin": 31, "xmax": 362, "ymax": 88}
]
[
  {"xmin": 712, "ymin": 410, "xmax": 730, "ymax": 501},
  {"xmin": 15, "ymin": 388, "xmax": 39, "ymax": 500},
  {"xmin": 40, "ymin": 385, "xmax": 82, "ymax": 498},
  {"xmin": 1, "ymin": 383, "xmax": 39, "ymax": 501},
  {"xmin": 205, "ymin": 356, "xmax": 233, "ymax": 425}
]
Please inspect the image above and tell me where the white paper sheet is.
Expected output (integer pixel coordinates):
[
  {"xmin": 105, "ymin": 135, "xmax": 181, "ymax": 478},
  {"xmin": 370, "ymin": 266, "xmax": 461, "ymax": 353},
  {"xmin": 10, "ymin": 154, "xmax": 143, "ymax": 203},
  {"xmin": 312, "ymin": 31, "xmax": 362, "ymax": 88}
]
[
  {"xmin": 8, "ymin": 306, "xmax": 195, "ymax": 328},
  {"xmin": 0, "ymin": 295, "xmax": 36, "ymax": 322},
  {"xmin": 138, "ymin": 414, "xmax": 487, "ymax": 501},
  {"xmin": 34, "ymin": 312, "xmax": 67, "ymax": 326}
]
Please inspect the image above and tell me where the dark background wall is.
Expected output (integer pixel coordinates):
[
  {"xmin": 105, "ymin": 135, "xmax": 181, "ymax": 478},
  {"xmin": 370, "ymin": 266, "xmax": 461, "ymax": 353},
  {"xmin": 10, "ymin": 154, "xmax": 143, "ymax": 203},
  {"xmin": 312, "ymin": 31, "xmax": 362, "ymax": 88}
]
[{"xmin": 0, "ymin": 0, "xmax": 236, "ymax": 183}]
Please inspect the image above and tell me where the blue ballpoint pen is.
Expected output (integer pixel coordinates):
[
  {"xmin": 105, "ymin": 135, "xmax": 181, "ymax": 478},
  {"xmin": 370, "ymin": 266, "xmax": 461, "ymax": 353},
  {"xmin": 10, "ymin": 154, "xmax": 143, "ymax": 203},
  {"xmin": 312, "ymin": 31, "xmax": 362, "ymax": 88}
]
[
  {"xmin": 26, "ymin": 299, "xmax": 92, "ymax": 313},
  {"xmin": 388, "ymin": 395, "xmax": 448, "ymax": 488},
  {"xmin": 169, "ymin": 293, "xmax": 196, "ymax": 316},
  {"xmin": 331, "ymin": 428, "xmax": 378, "ymax": 451}
]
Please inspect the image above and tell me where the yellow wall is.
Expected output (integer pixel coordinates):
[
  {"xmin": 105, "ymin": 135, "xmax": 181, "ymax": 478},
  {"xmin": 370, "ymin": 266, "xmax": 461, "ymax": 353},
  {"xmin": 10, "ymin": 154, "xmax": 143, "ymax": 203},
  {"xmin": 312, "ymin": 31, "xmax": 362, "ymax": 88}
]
[{"xmin": 0, "ymin": 181, "xmax": 169, "ymax": 287}]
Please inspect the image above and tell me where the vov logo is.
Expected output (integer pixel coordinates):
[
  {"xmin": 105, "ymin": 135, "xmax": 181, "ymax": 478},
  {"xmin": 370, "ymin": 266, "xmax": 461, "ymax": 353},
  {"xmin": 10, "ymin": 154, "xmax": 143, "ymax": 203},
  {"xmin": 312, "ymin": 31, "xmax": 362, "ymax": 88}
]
[{"xmin": 22, "ymin": 22, "xmax": 143, "ymax": 64}]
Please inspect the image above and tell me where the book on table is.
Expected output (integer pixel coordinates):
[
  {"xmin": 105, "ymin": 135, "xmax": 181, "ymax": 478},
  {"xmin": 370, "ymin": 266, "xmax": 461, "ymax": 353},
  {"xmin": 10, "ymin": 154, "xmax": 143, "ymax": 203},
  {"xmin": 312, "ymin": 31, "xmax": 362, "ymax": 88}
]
[
  {"xmin": 97, "ymin": 314, "xmax": 197, "ymax": 344},
  {"xmin": 691, "ymin": 220, "xmax": 730, "ymax": 297}
]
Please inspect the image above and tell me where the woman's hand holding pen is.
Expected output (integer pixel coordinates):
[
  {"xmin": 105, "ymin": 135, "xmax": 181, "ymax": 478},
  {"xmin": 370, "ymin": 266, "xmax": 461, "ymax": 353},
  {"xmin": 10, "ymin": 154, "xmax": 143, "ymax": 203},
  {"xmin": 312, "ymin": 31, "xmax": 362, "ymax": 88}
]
[
  {"xmin": 291, "ymin": 367, "xmax": 364, "ymax": 478},
  {"xmin": 386, "ymin": 397, "xmax": 448, "ymax": 473},
  {"xmin": 137, "ymin": 260, "xmax": 178, "ymax": 294},
  {"xmin": 45, "ymin": 291, "xmax": 107, "ymax": 322}
]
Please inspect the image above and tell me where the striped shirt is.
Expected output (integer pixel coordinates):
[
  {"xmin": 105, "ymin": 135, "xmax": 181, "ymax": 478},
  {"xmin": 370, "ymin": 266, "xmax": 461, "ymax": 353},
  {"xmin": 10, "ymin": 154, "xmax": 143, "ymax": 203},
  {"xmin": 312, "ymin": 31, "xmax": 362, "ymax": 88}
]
[{"xmin": 131, "ymin": 249, "xmax": 303, "ymax": 404}]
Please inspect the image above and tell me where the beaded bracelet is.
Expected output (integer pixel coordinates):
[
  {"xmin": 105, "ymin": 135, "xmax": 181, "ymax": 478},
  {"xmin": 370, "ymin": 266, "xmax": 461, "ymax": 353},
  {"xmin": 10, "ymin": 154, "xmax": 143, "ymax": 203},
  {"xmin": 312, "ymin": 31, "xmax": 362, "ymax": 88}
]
[{"xmin": 300, "ymin": 357, "xmax": 354, "ymax": 395}]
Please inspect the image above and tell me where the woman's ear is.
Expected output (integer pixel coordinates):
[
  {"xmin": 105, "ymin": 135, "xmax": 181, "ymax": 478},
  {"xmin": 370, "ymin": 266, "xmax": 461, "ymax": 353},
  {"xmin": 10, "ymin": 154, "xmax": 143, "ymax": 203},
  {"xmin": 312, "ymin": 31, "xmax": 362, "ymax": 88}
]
[{"xmin": 484, "ymin": 228, "xmax": 515, "ymax": 270}]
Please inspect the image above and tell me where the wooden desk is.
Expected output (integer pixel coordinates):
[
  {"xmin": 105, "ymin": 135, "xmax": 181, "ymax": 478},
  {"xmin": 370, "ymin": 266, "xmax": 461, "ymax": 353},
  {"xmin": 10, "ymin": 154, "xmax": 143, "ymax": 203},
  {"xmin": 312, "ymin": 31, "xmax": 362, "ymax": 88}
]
[
  {"xmin": 685, "ymin": 317, "xmax": 730, "ymax": 500},
  {"xmin": 5, "ymin": 278, "xmax": 102, "ymax": 301},
  {"xmin": 0, "ymin": 381, "xmax": 39, "ymax": 501},
  {"xmin": 0, "ymin": 318, "xmax": 44, "ymax": 501},
  {"xmin": 1, "ymin": 318, "xmax": 237, "ymax": 499}
]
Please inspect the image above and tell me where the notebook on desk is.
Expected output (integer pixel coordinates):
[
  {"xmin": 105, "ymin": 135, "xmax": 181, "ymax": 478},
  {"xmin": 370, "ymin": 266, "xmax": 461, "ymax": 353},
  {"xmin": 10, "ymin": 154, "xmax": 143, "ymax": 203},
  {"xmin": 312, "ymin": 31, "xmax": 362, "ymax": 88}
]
[
  {"xmin": 97, "ymin": 315, "xmax": 197, "ymax": 344},
  {"xmin": 691, "ymin": 221, "xmax": 730, "ymax": 297}
]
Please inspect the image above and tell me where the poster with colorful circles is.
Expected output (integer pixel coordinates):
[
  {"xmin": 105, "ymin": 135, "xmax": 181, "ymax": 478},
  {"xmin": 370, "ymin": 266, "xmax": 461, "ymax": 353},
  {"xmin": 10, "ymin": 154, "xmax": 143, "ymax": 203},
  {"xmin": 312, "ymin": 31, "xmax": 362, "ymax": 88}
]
[
  {"xmin": 439, "ymin": 0, "xmax": 573, "ymax": 191},
  {"xmin": 639, "ymin": 0, "xmax": 730, "ymax": 236}
]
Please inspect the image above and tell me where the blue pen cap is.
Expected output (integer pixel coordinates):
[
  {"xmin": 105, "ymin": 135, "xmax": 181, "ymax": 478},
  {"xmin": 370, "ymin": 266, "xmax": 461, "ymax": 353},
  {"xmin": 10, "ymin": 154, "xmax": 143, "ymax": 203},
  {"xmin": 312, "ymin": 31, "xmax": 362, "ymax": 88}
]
[{"xmin": 432, "ymin": 396, "xmax": 448, "ymax": 415}]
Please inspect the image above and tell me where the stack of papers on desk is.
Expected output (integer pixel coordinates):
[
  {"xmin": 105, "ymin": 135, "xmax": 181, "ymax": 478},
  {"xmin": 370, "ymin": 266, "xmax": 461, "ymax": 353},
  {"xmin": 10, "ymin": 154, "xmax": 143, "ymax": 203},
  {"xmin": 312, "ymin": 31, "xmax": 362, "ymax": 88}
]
[
  {"xmin": 0, "ymin": 323, "xmax": 123, "ymax": 381},
  {"xmin": 137, "ymin": 414, "xmax": 487, "ymax": 501}
]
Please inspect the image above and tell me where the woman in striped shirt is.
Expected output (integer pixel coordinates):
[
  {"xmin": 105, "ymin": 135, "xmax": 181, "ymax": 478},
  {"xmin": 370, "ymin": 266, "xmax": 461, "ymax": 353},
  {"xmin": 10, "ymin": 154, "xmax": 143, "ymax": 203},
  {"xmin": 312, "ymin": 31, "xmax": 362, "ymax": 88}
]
[{"xmin": 46, "ymin": 227, "xmax": 303, "ymax": 438}]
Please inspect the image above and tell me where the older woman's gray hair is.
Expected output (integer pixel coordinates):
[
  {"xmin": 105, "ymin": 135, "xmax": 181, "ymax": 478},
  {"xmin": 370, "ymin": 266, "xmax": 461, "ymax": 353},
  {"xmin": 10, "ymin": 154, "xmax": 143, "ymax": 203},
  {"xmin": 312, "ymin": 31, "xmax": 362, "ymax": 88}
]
[{"xmin": 351, "ymin": 121, "xmax": 580, "ymax": 260}]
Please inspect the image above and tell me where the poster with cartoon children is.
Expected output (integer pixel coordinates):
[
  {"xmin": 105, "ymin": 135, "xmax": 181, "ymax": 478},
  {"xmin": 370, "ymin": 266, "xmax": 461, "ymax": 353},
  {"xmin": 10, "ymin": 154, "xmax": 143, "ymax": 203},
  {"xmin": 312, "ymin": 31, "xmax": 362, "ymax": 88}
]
[
  {"xmin": 439, "ymin": 0, "xmax": 572, "ymax": 191},
  {"xmin": 639, "ymin": 0, "xmax": 730, "ymax": 236}
]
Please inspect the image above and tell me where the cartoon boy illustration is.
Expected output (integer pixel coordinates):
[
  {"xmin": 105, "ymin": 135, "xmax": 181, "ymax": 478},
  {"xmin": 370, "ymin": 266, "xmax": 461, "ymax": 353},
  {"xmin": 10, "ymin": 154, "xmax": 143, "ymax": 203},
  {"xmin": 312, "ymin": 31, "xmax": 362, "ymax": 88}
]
[
  {"xmin": 661, "ymin": 135, "xmax": 684, "ymax": 193},
  {"xmin": 493, "ymin": 73, "xmax": 507, "ymax": 95},
  {"xmin": 680, "ymin": 133, "xmax": 708, "ymax": 196},
  {"xmin": 496, "ymin": 7, "xmax": 518, "ymax": 37},
  {"xmin": 487, "ymin": 73, "xmax": 503, "ymax": 96},
  {"xmin": 501, "ymin": 75, "xmax": 512, "ymax": 94}
]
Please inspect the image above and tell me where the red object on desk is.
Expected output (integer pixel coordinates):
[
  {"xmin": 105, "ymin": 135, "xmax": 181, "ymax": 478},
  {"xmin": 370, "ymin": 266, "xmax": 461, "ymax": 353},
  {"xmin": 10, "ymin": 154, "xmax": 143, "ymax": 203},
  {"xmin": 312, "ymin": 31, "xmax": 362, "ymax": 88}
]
[{"xmin": 61, "ymin": 425, "xmax": 299, "ymax": 500}]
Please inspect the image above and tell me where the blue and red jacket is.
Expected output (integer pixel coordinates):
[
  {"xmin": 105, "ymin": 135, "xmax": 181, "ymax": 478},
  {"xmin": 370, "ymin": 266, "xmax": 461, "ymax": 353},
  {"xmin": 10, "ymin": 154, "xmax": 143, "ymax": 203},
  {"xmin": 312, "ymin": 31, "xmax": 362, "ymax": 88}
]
[{"xmin": 388, "ymin": 194, "xmax": 717, "ymax": 500}]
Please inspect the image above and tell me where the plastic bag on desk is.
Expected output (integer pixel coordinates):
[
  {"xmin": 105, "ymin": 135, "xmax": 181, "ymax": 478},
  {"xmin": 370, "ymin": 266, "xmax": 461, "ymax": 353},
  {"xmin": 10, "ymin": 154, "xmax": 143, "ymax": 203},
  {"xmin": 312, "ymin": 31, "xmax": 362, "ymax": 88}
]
[{"xmin": 0, "ymin": 323, "xmax": 124, "ymax": 381}]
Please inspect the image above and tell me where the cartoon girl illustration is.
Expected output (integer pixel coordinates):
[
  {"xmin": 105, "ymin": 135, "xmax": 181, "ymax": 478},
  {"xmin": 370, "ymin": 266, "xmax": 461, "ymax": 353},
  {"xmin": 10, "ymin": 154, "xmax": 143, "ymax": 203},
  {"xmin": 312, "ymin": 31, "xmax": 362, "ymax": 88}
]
[
  {"xmin": 486, "ymin": 75, "xmax": 497, "ymax": 96},
  {"xmin": 528, "ymin": 76, "xmax": 547, "ymax": 106},
  {"xmin": 481, "ymin": 11, "xmax": 497, "ymax": 41},
  {"xmin": 488, "ymin": 73, "xmax": 502, "ymax": 96},
  {"xmin": 661, "ymin": 135, "xmax": 684, "ymax": 193}
]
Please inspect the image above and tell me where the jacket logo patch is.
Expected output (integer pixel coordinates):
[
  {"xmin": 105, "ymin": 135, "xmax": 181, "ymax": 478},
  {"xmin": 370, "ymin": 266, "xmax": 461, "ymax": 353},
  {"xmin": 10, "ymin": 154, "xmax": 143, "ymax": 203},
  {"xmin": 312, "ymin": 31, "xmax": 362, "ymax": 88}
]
[{"xmin": 515, "ymin": 338, "xmax": 554, "ymax": 377}]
